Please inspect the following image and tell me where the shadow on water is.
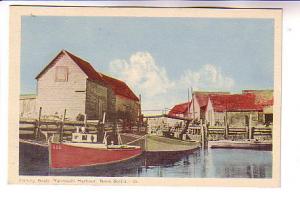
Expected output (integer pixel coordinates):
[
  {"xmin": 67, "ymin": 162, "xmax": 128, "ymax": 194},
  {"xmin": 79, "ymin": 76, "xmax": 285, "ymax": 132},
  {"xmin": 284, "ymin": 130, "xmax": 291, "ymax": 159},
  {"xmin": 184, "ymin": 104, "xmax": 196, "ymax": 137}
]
[
  {"xmin": 19, "ymin": 143, "xmax": 49, "ymax": 176},
  {"xmin": 19, "ymin": 143, "xmax": 272, "ymax": 178}
]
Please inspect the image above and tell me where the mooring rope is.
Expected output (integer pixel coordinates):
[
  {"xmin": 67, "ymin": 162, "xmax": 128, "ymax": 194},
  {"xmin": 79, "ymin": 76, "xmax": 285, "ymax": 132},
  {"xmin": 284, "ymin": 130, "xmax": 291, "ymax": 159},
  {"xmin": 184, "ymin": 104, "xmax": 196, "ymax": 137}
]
[
  {"xmin": 19, "ymin": 139, "xmax": 48, "ymax": 148},
  {"xmin": 124, "ymin": 135, "xmax": 147, "ymax": 145}
]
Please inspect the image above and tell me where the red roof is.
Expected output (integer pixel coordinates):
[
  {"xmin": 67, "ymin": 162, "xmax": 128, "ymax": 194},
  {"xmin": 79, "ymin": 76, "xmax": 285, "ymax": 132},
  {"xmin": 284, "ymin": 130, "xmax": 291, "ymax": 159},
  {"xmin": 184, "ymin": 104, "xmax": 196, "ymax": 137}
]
[
  {"xmin": 64, "ymin": 50, "xmax": 103, "ymax": 82},
  {"xmin": 193, "ymin": 91, "xmax": 273, "ymax": 112},
  {"xmin": 36, "ymin": 50, "xmax": 139, "ymax": 102},
  {"xmin": 209, "ymin": 94, "xmax": 265, "ymax": 112},
  {"xmin": 194, "ymin": 94, "xmax": 209, "ymax": 108},
  {"xmin": 193, "ymin": 92, "xmax": 226, "ymax": 109},
  {"xmin": 99, "ymin": 73, "xmax": 139, "ymax": 101},
  {"xmin": 242, "ymin": 90, "xmax": 273, "ymax": 107},
  {"xmin": 169, "ymin": 102, "xmax": 190, "ymax": 116}
]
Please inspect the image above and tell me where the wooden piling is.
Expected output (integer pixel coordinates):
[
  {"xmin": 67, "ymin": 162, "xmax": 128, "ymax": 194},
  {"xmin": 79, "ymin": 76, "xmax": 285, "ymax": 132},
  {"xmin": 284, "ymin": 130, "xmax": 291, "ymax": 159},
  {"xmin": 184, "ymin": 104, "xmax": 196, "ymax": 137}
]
[
  {"xmin": 59, "ymin": 109, "xmax": 66, "ymax": 142},
  {"xmin": 84, "ymin": 113, "xmax": 87, "ymax": 128},
  {"xmin": 204, "ymin": 122, "xmax": 209, "ymax": 148},
  {"xmin": 35, "ymin": 107, "xmax": 42, "ymax": 139},
  {"xmin": 191, "ymin": 87, "xmax": 195, "ymax": 121},
  {"xmin": 138, "ymin": 94, "xmax": 142, "ymax": 134},
  {"xmin": 96, "ymin": 112, "xmax": 105, "ymax": 143},
  {"xmin": 224, "ymin": 113, "xmax": 229, "ymax": 139},
  {"xmin": 201, "ymin": 120, "xmax": 205, "ymax": 149},
  {"xmin": 248, "ymin": 113, "xmax": 252, "ymax": 139}
]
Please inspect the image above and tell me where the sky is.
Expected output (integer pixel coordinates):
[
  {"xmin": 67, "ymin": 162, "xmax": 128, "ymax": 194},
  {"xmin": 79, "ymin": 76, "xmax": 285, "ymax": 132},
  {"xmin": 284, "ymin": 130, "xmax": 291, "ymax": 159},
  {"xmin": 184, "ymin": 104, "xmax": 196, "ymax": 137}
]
[{"xmin": 21, "ymin": 16, "xmax": 274, "ymax": 112}]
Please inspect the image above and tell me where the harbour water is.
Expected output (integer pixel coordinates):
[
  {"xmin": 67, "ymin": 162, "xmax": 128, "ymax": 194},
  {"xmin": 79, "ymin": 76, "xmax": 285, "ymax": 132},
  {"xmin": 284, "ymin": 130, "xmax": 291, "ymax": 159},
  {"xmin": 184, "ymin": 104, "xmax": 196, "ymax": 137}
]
[{"xmin": 19, "ymin": 143, "xmax": 272, "ymax": 178}]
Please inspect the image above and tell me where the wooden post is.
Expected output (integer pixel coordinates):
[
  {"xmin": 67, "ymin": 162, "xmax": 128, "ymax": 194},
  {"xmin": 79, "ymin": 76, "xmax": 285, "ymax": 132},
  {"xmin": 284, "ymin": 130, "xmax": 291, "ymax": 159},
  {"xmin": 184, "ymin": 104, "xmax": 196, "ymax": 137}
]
[
  {"xmin": 201, "ymin": 121, "xmax": 205, "ymax": 149},
  {"xmin": 84, "ymin": 113, "xmax": 87, "ymax": 128},
  {"xmin": 35, "ymin": 107, "xmax": 42, "ymax": 139},
  {"xmin": 191, "ymin": 87, "xmax": 195, "ymax": 121},
  {"xmin": 60, "ymin": 109, "xmax": 66, "ymax": 142},
  {"xmin": 204, "ymin": 122, "xmax": 209, "ymax": 148},
  {"xmin": 224, "ymin": 113, "xmax": 228, "ymax": 139},
  {"xmin": 249, "ymin": 113, "xmax": 252, "ymax": 139},
  {"xmin": 144, "ymin": 133, "xmax": 147, "ymax": 151},
  {"xmin": 187, "ymin": 88, "xmax": 190, "ymax": 118},
  {"xmin": 112, "ymin": 110, "xmax": 117, "ymax": 145},
  {"xmin": 98, "ymin": 112, "xmax": 106, "ymax": 142},
  {"xmin": 138, "ymin": 94, "xmax": 142, "ymax": 134}
]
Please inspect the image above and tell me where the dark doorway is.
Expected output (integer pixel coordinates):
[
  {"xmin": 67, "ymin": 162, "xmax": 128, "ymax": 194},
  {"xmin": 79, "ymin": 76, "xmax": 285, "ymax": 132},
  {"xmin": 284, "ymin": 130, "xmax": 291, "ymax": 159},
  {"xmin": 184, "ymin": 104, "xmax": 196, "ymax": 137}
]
[
  {"xmin": 265, "ymin": 114, "xmax": 273, "ymax": 125},
  {"xmin": 245, "ymin": 115, "xmax": 249, "ymax": 126}
]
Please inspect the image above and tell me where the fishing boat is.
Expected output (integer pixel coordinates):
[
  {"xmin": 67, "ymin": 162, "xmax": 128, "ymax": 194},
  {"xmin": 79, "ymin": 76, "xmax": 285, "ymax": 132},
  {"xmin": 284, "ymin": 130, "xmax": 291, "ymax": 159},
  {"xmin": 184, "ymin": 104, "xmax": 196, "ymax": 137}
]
[
  {"xmin": 144, "ymin": 114, "xmax": 200, "ymax": 154},
  {"xmin": 145, "ymin": 134, "xmax": 200, "ymax": 153},
  {"xmin": 49, "ymin": 126, "xmax": 142, "ymax": 169},
  {"xmin": 208, "ymin": 139, "xmax": 272, "ymax": 150}
]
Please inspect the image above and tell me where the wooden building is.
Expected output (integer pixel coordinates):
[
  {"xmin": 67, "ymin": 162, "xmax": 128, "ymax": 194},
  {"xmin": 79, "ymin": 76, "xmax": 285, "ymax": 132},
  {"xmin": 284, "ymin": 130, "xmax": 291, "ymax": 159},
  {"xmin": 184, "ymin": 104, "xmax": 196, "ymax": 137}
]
[
  {"xmin": 172, "ymin": 90, "xmax": 273, "ymax": 127},
  {"xmin": 20, "ymin": 94, "xmax": 37, "ymax": 119},
  {"xmin": 242, "ymin": 90, "xmax": 274, "ymax": 125},
  {"xmin": 186, "ymin": 92, "xmax": 229, "ymax": 121},
  {"xmin": 168, "ymin": 102, "xmax": 190, "ymax": 118},
  {"xmin": 205, "ymin": 93, "xmax": 268, "ymax": 127},
  {"xmin": 35, "ymin": 50, "xmax": 140, "ymax": 120}
]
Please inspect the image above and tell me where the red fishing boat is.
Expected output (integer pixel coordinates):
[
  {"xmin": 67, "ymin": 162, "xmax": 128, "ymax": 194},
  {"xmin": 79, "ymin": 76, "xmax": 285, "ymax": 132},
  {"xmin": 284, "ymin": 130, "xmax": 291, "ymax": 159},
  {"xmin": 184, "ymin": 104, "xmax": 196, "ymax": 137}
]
[{"xmin": 49, "ymin": 127, "xmax": 142, "ymax": 169}]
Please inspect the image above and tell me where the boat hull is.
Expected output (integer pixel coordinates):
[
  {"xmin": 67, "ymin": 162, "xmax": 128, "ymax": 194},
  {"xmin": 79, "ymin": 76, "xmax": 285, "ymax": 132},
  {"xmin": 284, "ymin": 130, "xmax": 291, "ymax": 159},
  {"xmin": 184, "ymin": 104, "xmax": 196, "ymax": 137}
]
[
  {"xmin": 49, "ymin": 143, "xmax": 142, "ymax": 169},
  {"xmin": 145, "ymin": 135, "xmax": 200, "ymax": 153},
  {"xmin": 208, "ymin": 140, "xmax": 272, "ymax": 151}
]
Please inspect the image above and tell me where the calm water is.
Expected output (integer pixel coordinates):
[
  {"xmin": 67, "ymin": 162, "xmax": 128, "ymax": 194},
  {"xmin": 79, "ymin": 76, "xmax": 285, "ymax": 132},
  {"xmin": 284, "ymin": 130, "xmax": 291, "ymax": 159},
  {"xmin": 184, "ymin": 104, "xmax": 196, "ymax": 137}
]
[{"xmin": 19, "ymin": 143, "xmax": 272, "ymax": 178}]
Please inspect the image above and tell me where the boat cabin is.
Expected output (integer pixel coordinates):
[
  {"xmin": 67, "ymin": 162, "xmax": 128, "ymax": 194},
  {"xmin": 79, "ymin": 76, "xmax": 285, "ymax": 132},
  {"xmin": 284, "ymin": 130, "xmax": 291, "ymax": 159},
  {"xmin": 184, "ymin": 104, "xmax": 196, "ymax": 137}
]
[{"xmin": 72, "ymin": 132, "xmax": 97, "ymax": 143}]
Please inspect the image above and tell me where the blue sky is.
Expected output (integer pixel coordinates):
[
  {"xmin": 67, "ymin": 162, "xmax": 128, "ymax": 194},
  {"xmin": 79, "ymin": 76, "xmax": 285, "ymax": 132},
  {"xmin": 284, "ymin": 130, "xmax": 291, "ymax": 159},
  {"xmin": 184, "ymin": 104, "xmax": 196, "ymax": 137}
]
[{"xmin": 21, "ymin": 16, "xmax": 274, "ymax": 111}]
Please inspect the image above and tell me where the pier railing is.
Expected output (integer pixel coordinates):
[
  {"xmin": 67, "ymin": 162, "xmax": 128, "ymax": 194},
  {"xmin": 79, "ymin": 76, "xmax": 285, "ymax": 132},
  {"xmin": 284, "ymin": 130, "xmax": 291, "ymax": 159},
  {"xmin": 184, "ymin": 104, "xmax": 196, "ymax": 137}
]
[
  {"xmin": 20, "ymin": 116, "xmax": 272, "ymax": 144},
  {"xmin": 207, "ymin": 126, "xmax": 272, "ymax": 140},
  {"xmin": 19, "ymin": 118, "xmax": 147, "ymax": 141}
]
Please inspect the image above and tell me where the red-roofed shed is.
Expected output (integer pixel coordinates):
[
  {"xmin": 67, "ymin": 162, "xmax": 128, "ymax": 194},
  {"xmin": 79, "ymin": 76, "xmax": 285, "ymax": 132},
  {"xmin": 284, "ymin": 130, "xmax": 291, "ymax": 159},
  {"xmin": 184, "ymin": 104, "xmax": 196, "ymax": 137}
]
[
  {"xmin": 186, "ymin": 92, "xmax": 225, "ymax": 121},
  {"xmin": 168, "ymin": 102, "xmax": 190, "ymax": 117},
  {"xmin": 185, "ymin": 91, "xmax": 273, "ymax": 126},
  {"xmin": 35, "ymin": 50, "xmax": 140, "ymax": 120},
  {"xmin": 206, "ymin": 93, "xmax": 273, "ymax": 126},
  {"xmin": 209, "ymin": 94, "xmax": 264, "ymax": 112}
]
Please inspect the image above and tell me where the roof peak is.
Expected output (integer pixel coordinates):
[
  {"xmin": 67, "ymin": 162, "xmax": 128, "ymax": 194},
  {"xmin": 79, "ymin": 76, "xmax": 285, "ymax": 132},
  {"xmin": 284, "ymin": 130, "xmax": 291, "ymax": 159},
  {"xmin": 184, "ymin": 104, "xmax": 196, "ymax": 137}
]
[
  {"xmin": 63, "ymin": 50, "xmax": 90, "ymax": 63},
  {"xmin": 36, "ymin": 49, "xmax": 139, "ymax": 102}
]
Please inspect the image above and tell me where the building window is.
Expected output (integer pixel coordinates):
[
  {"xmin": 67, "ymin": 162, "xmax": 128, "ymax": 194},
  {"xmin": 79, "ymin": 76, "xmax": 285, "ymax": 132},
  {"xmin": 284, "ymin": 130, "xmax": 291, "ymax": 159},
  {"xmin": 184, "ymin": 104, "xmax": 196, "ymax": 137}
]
[{"xmin": 55, "ymin": 66, "xmax": 68, "ymax": 82}]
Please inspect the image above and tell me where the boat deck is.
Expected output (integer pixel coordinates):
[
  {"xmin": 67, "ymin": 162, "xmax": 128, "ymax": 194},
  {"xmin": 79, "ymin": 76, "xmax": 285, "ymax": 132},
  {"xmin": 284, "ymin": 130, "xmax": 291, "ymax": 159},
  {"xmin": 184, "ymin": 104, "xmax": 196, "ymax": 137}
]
[
  {"xmin": 145, "ymin": 135, "xmax": 200, "ymax": 152},
  {"xmin": 208, "ymin": 139, "xmax": 272, "ymax": 150}
]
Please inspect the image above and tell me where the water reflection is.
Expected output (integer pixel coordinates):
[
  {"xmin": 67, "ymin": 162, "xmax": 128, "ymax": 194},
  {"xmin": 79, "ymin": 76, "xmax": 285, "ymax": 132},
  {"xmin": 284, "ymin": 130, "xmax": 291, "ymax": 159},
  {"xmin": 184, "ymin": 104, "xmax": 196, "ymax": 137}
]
[{"xmin": 20, "ymin": 143, "xmax": 272, "ymax": 178}]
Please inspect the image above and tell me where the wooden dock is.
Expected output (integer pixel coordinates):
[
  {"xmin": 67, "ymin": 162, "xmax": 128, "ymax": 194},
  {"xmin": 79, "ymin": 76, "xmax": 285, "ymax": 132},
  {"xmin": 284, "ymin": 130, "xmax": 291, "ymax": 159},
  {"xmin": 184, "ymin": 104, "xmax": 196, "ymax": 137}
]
[{"xmin": 208, "ymin": 139, "xmax": 272, "ymax": 151}]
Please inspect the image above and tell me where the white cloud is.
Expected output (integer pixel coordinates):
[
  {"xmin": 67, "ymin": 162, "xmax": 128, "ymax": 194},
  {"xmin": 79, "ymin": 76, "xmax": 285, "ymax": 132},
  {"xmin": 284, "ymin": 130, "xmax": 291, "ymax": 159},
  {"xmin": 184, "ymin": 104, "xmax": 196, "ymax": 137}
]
[
  {"xmin": 180, "ymin": 64, "xmax": 235, "ymax": 91},
  {"xmin": 109, "ymin": 53, "xmax": 235, "ymax": 113},
  {"xmin": 109, "ymin": 52, "xmax": 174, "ymax": 98}
]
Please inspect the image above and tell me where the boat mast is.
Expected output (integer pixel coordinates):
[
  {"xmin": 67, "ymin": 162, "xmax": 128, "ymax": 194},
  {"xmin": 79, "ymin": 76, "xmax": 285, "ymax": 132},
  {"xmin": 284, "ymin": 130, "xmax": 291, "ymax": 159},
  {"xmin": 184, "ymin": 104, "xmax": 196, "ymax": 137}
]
[
  {"xmin": 60, "ymin": 109, "xmax": 66, "ymax": 142},
  {"xmin": 138, "ymin": 94, "xmax": 142, "ymax": 134},
  {"xmin": 225, "ymin": 96, "xmax": 228, "ymax": 139},
  {"xmin": 191, "ymin": 87, "xmax": 195, "ymax": 122},
  {"xmin": 84, "ymin": 113, "xmax": 87, "ymax": 128},
  {"xmin": 187, "ymin": 88, "xmax": 190, "ymax": 118},
  {"xmin": 139, "ymin": 94, "xmax": 142, "ymax": 118}
]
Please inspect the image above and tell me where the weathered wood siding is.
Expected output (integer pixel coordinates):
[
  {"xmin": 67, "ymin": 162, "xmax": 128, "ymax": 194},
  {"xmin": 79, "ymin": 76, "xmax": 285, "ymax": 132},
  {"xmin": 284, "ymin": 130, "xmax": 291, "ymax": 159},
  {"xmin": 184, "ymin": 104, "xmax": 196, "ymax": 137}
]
[
  {"xmin": 20, "ymin": 95, "xmax": 37, "ymax": 118},
  {"xmin": 37, "ymin": 53, "xmax": 87, "ymax": 119},
  {"xmin": 115, "ymin": 95, "xmax": 140, "ymax": 120},
  {"xmin": 211, "ymin": 111, "xmax": 263, "ymax": 127},
  {"xmin": 227, "ymin": 111, "xmax": 261, "ymax": 127},
  {"xmin": 205, "ymin": 98, "xmax": 264, "ymax": 127},
  {"xmin": 85, "ymin": 80, "xmax": 108, "ymax": 120},
  {"xmin": 205, "ymin": 99, "xmax": 215, "ymax": 124},
  {"xmin": 106, "ymin": 88, "xmax": 116, "ymax": 121},
  {"xmin": 188, "ymin": 95, "xmax": 202, "ymax": 120}
]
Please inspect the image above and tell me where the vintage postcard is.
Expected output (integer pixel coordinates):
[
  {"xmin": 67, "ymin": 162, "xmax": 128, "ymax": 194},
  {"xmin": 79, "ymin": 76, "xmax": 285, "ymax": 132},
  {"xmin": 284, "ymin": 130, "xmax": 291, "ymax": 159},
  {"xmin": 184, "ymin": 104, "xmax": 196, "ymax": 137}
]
[{"xmin": 9, "ymin": 6, "xmax": 281, "ymax": 186}]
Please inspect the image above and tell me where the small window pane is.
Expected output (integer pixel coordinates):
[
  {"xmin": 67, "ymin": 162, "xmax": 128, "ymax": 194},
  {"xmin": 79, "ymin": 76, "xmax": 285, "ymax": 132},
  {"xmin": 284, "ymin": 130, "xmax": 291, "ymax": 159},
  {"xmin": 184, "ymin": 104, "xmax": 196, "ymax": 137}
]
[{"xmin": 55, "ymin": 66, "xmax": 68, "ymax": 82}]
